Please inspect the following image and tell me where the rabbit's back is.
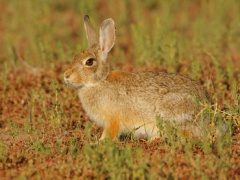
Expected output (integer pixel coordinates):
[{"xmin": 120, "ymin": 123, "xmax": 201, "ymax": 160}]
[{"xmin": 131, "ymin": 71, "xmax": 209, "ymax": 121}]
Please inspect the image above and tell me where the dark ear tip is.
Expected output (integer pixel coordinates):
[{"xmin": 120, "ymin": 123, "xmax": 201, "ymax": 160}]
[{"xmin": 84, "ymin": 15, "xmax": 90, "ymax": 21}]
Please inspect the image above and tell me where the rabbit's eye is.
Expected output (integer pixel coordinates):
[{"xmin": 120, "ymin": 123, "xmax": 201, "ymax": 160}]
[{"xmin": 85, "ymin": 58, "xmax": 95, "ymax": 66}]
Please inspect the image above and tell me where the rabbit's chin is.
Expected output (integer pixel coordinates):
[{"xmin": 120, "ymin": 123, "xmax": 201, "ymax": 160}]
[
  {"xmin": 64, "ymin": 80, "xmax": 84, "ymax": 89},
  {"xmin": 65, "ymin": 81, "xmax": 96, "ymax": 90},
  {"xmin": 67, "ymin": 84, "xmax": 84, "ymax": 90}
]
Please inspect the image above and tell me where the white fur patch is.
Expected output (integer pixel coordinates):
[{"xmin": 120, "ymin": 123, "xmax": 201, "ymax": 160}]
[
  {"xmin": 130, "ymin": 122, "xmax": 159, "ymax": 139},
  {"xmin": 84, "ymin": 83, "xmax": 96, "ymax": 87}
]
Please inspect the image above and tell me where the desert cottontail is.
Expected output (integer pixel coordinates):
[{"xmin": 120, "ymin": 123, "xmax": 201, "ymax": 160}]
[{"xmin": 64, "ymin": 15, "xmax": 211, "ymax": 141}]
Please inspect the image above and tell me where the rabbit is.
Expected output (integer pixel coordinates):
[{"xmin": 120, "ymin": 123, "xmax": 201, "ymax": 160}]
[{"xmin": 64, "ymin": 15, "xmax": 211, "ymax": 141}]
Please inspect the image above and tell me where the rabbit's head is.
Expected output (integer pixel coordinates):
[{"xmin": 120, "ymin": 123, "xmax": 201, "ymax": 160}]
[{"xmin": 64, "ymin": 15, "xmax": 115, "ymax": 89}]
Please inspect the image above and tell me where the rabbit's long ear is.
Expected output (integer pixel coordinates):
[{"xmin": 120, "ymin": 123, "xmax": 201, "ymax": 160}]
[
  {"xmin": 84, "ymin": 15, "xmax": 98, "ymax": 48},
  {"xmin": 99, "ymin": 19, "xmax": 115, "ymax": 59}
]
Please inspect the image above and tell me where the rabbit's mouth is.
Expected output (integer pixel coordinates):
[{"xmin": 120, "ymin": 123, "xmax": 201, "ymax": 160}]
[{"xmin": 64, "ymin": 78, "xmax": 84, "ymax": 89}]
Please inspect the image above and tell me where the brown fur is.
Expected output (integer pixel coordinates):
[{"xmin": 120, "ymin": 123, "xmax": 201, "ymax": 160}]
[{"xmin": 107, "ymin": 71, "xmax": 131, "ymax": 82}]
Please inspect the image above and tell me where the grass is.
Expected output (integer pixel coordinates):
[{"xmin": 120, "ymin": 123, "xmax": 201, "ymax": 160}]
[{"xmin": 0, "ymin": 0, "xmax": 239, "ymax": 179}]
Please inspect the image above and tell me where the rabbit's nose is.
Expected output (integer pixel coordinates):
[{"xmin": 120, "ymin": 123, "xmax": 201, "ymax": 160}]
[{"xmin": 64, "ymin": 70, "xmax": 71, "ymax": 79}]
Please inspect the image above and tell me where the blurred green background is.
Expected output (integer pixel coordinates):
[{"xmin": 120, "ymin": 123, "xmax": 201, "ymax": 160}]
[{"xmin": 1, "ymin": 0, "xmax": 239, "ymax": 69}]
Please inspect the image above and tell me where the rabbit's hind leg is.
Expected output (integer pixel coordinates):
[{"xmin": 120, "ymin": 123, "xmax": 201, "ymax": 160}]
[{"xmin": 133, "ymin": 123, "xmax": 160, "ymax": 141}]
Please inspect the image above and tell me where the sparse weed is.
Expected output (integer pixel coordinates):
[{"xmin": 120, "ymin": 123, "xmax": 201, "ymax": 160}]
[
  {"xmin": 0, "ymin": 141, "xmax": 7, "ymax": 162},
  {"xmin": 83, "ymin": 140, "xmax": 148, "ymax": 179}
]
